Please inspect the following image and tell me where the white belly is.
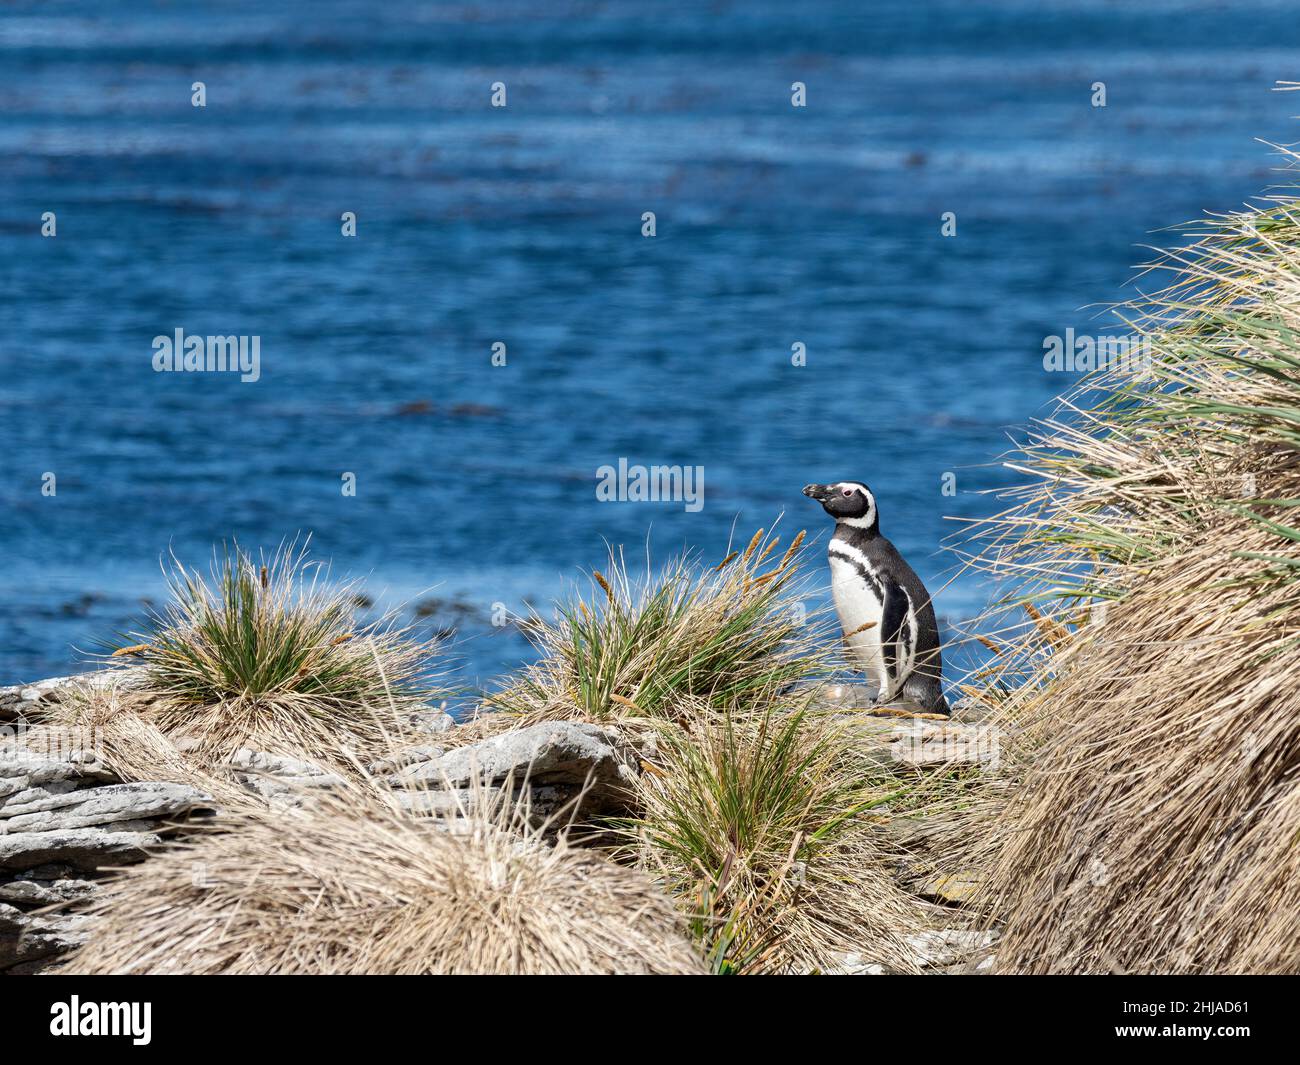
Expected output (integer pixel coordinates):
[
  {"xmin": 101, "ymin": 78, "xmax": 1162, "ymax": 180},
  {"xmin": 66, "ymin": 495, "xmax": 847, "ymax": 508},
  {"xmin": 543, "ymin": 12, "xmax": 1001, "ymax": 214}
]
[{"xmin": 828, "ymin": 553, "xmax": 889, "ymax": 694}]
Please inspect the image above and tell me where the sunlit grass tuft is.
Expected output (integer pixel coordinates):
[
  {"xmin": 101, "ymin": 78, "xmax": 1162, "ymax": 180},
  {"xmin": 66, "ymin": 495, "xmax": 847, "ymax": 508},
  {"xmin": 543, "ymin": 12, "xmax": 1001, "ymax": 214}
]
[
  {"xmin": 495, "ymin": 527, "xmax": 828, "ymax": 725},
  {"xmin": 616, "ymin": 695, "xmax": 919, "ymax": 974},
  {"xmin": 107, "ymin": 540, "xmax": 440, "ymax": 768}
]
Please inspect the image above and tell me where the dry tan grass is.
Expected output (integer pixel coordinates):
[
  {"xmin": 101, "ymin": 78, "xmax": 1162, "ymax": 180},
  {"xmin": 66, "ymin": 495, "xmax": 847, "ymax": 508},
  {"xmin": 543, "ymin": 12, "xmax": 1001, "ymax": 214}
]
[
  {"xmin": 982, "ymin": 526, "xmax": 1300, "ymax": 973},
  {"xmin": 61, "ymin": 782, "xmax": 705, "ymax": 975},
  {"xmin": 944, "ymin": 161, "xmax": 1300, "ymax": 973},
  {"xmin": 44, "ymin": 680, "xmax": 253, "ymax": 805},
  {"xmin": 43, "ymin": 670, "xmax": 418, "ymax": 799}
]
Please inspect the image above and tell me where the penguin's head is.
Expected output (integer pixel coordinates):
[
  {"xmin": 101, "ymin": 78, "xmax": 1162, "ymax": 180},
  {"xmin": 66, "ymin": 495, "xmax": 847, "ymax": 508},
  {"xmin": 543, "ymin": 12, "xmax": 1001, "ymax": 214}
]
[{"xmin": 802, "ymin": 481, "xmax": 878, "ymax": 532}]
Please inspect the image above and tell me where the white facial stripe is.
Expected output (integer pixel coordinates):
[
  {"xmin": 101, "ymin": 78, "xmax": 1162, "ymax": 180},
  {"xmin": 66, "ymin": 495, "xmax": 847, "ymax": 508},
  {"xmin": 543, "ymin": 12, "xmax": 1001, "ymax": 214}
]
[{"xmin": 831, "ymin": 482, "xmax": 876, "ymax": 528}]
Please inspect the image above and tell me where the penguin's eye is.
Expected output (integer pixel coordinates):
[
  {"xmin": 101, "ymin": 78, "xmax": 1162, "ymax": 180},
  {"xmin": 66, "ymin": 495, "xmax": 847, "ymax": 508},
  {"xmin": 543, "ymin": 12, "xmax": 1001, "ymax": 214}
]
[{"xmin": 841, "ymin": 487, "xmax": 854, "ymax": 497}]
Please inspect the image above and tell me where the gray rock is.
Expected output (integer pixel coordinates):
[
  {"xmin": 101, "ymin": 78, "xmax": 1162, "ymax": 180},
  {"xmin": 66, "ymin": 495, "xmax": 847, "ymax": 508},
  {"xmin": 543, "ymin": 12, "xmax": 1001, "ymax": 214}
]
[
  {"xmin": 227, "ymin": 749, "xmax": 330, "ymax": 776},
  {"xmin": 3, "ymin": 724, "xmax": 211, "ymax": 832},
  {"xmin": 1, "ymin": 780, "xmax": 213, "ymax": 833},
  {"xmin": 0, "ymin": 829, "xmax": 163, "ymax": 871},
  {"xmin": 392, "ymin": 721, "xmax": 633, "ymax": 791},
  {"xmin": 0, "ymin": 901, "xmax": 93, "ymax": 968},
  {"xmin": 904, "ymin": 929, "xmax": 999, "ymax": 969},
  {"xmin": 387, "ymin": 721, "xmax": 637, "ymax": 818},
  {"xmin": 0, "ymin": 734, "xmax": 116, "ymax": 786},
  {"xmin": 394, "ymin": 783, "xmax": 573, "ymax": 821},
  {"xmin": 918, "ymin": 870, "xmax": 983, "ymax": 905},
  {"xmin": 812, "ymin": 682, "xmax": 879, "ymax": 709},
  {"xmin": 408, "ymin": 707, "xmax": 455, "ymax": 735},
  {"xmin": 367, "ymin": 745, "xmax": 446, "ymax": 776},
  {"xmin": 0, "ymin": 676, "xmax": 79, "ymax": 723},
  {"xmin": 392, "ymin": 787, "xmax": 479, "ymax": 817},
  {"xmin": 948, "ymin": 696, "xmax": 998, "ymax": 724},
  {"xmin": 0, "ymin": 873, "xmax": 98, "ymax": 906},
  {"xmin": 3, "ymin": 958, "xmax": 59, "ymax": 975},
  {"xmin": 0, "ymin": 673, "xmax": 220, "ymax": 972},
  {"xmin": 822, "ymin": 953, "xmax": 889, "ymax": 975},
  {"xmin": 225, "ymin": 748, "xmax": 346, "ymax": 806}
]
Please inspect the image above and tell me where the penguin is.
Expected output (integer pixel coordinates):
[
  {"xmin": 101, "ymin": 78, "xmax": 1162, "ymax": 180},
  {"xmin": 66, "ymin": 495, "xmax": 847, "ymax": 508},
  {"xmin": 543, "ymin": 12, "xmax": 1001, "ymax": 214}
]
[{"xmin": 802, "ymin": 481, "xmax": 949, "ymax": 715}]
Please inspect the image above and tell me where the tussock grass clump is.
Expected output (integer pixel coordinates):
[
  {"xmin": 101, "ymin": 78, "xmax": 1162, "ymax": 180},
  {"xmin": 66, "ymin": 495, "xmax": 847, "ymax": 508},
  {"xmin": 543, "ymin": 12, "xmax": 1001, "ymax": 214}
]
[
  {"xmin": 496, "ymin": 528, "xmax": 826, "ymax": 725},
  {"xmin": 954, "ymin": 160, "xmax": 1300, "ymax": 973},
  {"xmin": 983, "ymin": 535, "xmax": 1300, "ymax": 973},
  {"xmin": 106, "ymin": 541, "xmax": 438, "ymax": 769},
  {"xmin": 619, "ymin": 696, "xmax": 920, "ymax": 974},
  {"xmin": 61, "ymin": 785, "xmax": 704, "ymax": 975}
]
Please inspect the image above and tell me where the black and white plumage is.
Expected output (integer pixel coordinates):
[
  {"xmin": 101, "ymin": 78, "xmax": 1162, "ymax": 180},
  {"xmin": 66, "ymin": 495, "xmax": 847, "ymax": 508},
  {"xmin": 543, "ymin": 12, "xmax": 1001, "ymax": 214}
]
[{"xmin": 803, "ymin": 481, "xmax": 949, "ymax": 715}]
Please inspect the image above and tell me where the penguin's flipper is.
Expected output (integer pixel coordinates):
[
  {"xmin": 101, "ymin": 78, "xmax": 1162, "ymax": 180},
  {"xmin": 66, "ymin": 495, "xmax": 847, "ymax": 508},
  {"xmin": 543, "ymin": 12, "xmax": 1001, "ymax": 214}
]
[{"xmin": 877, "ymin": 577, "xmax": 911, "ymax": 701}]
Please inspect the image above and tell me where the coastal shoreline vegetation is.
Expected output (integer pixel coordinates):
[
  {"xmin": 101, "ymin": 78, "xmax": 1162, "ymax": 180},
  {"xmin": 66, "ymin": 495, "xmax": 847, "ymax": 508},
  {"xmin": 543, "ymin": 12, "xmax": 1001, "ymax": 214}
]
[
  {"xmin": 7, "ymin": 150, "xmax": 1300, "ymax": 974},
  {"xmin": 942, "ymin": 145, "xmax": 1300, "ymax": 974}
]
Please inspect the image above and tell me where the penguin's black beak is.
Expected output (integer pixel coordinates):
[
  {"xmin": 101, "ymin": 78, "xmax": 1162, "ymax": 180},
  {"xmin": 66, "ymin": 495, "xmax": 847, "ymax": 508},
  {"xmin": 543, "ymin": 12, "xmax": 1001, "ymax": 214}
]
[{"xmin": 802, "ymin": 483, "xmax": 830, "ymax": 502}]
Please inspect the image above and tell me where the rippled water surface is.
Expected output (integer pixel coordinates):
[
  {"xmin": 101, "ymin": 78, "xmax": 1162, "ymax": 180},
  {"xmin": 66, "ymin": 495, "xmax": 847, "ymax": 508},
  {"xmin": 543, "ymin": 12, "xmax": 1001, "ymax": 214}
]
[{"xmin": 3, "ymin": 0, "xmax": 1298, "ymax": 690}]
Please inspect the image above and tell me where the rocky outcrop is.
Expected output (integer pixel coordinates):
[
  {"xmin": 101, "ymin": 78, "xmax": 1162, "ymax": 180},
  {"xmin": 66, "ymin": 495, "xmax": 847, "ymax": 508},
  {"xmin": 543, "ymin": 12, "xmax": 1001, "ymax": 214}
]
[
  {"xmin": 0, "ymin": 676, "xmax": 643, "ymax": 972},
  {"xmin": 0, "ymin": 828, "xmax": 166, "ymax": 873},
  {"xmin": 382, "ymin": 721, "xmax": 638, "ymax": 820},
  {"xmin": 227, "ymin": 749, "xmax": 346, "ymax": 805},
  {"xmin": 1, "ymin": 676, "xmax": 84, "ymax": 725},
  {"xmin": 3, "ymin": 780, "xmax": 214, "ymax": 834},
  {"xmin": 0, "ymin": 904, "xmax": 95, "ymax": 973},
  {"xmin": 0, "ymin": 725, "xmax": 213, "ymax": 973}
]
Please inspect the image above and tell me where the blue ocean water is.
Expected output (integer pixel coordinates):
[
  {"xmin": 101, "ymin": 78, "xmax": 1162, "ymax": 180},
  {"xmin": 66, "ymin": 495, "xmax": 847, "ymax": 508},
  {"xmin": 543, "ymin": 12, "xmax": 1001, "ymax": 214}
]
[{"xmin": 2, "ymin": 0, "xmax": 1298, "ymax": 693}]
